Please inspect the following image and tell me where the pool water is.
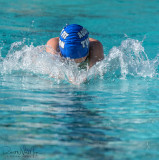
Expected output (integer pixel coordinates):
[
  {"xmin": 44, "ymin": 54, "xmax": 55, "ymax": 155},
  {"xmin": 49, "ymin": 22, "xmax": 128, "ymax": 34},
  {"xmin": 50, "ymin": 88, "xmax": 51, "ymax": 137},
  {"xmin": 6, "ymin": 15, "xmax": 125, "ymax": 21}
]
[{"xmin": 0, "ymin": 0, "xmax": 159, "ymax": 159}]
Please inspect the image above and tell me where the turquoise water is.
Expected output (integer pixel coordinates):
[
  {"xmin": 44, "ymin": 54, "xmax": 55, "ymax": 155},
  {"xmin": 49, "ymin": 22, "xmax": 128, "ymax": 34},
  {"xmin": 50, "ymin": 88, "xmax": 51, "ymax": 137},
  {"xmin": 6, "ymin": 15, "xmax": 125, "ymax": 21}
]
[{"xmin": 0, "ymin": 0, "xmax": 159, "ymax": 159}]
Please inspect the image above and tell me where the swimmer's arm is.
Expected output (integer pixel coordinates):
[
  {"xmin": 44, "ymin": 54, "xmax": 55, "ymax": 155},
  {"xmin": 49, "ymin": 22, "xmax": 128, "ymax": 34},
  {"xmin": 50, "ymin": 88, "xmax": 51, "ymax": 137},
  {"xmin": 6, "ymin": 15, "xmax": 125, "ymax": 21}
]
[
  {"xmin": 89, "ymin": 38, "xmax": 104, "ymax": 68},
  {"xmin": 46, "ymin": 37, "xmax": 60, "ymax": 54}
]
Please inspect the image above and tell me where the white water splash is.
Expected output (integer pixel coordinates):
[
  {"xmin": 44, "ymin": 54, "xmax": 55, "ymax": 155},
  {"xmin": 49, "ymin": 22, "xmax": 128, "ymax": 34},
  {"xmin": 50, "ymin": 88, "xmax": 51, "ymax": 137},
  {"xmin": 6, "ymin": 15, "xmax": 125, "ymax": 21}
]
[
  {"xmin": 106, "ymin": 38, "xmax": 157, "ymax": 78},
  {"xmin": 0, "ymin": 40, "xmax": 90, "ymax": 84},
  {"xmin": 0, "ymin": 38, "xmax": 158, "ymax": 85}
]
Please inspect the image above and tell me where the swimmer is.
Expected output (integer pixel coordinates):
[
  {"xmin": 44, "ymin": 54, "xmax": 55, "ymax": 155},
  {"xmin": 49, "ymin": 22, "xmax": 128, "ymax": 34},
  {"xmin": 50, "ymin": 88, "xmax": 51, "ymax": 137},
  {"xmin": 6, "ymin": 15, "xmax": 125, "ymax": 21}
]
[{"xmin": 46, "ymin": 24, "xmax": 104, "ymax": 69}]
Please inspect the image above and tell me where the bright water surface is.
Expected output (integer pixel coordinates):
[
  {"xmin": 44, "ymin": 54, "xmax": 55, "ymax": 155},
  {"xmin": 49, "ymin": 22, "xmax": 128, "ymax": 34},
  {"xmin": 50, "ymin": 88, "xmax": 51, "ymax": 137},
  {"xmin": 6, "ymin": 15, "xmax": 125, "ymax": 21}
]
[{"xmin": 0, "ymin": 0, "xmax": 159, "ymax": 160}]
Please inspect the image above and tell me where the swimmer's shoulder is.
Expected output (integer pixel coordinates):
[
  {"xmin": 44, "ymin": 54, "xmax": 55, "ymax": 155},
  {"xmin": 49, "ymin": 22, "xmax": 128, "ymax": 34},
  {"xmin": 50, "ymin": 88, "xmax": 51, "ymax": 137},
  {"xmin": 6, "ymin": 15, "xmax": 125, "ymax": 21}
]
[
  {"xmin": 46, "ymin": 37, "xmax": 60, "ymax": 54},
  {"xmin": 88, "ymin": 38, "xmax": 104, "ymax": 67}
]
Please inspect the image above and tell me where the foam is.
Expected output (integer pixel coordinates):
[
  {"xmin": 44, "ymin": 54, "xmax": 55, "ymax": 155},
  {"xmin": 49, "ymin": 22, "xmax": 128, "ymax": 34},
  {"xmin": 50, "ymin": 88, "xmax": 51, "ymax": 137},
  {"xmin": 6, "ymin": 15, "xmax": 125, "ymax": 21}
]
[
  {"xmin": 0, "ymin": 38, "xmax": 158, "ymax": 85},
  {"xmin": 106, "ymin": 38, "xmax": 158, "ymax": 78}
]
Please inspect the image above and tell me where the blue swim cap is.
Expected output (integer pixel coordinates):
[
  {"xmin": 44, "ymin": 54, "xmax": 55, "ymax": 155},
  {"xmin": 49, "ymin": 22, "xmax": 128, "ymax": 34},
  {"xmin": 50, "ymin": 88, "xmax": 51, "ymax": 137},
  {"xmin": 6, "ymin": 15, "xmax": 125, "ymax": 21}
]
[{"xmin": 59, "ymin": 24, "xmax": 89, "ymax": 59}]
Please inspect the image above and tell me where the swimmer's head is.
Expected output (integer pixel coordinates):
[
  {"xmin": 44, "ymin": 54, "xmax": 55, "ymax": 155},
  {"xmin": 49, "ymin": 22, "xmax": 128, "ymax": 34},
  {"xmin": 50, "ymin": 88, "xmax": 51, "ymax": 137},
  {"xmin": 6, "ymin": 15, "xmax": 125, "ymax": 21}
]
[{"xmin": 59, "ymin": 24, "xmax": 89, "ymax": 60}]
